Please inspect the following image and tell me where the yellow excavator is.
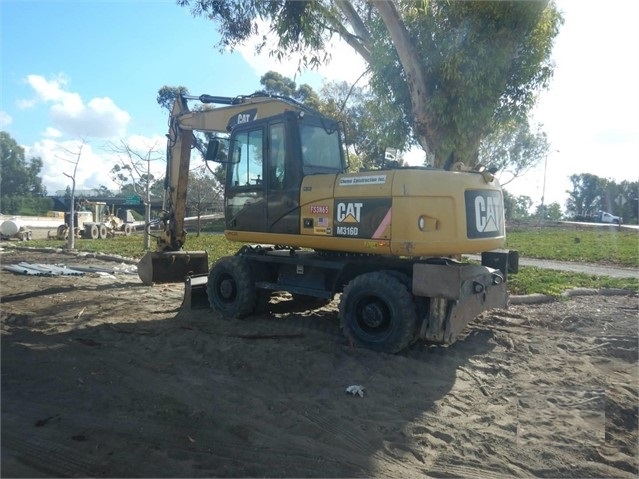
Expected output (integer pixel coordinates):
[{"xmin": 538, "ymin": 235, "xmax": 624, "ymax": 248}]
[{"xmin": 138, "ymin": 92, "xmax": 518, "ymax": 353}]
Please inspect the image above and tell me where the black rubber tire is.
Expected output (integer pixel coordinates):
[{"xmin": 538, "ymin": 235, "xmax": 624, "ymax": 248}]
[
  {"xmin": 57, "ymin": 225, "xmax": 68, "ymax": 240},
  {"xmin": 339, "ymin": 272, "xmax": 417, "ymax": 353},
  {"xmin": 123, "ymin": 223, "xmax": 132, "ymax": 236},
  {"xmin": 88, "ymin": 224, "xmax": 99, "ymax": 240},
  {"xmin": 254, "ymin": 290, "xmax": 273, "ymax": 315},
  {"xmin": 98, "ymin": 224, "xmax": 108, "ymax": 239},
  {"xmin": 207, "ymin": 256, "xmax": 258, "ymax": 318}
]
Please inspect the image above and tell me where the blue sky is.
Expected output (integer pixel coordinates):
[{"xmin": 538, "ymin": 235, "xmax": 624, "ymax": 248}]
[
  {"xmin": 1, "ymin": 0, "xmax": 638, "ymax": 211},
  {"xmin": 1, "ymin": 1, "xmax": 261, "ymax": 145}
]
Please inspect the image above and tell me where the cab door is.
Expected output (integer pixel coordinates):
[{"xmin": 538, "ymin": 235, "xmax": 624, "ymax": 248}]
[
  {"xmin": 225, "ymin": 125, "xmax": 267, "ymax": 232},
  {"xmin": 266, "ymin": 121, "xmax": 300, "ymax": 234}
]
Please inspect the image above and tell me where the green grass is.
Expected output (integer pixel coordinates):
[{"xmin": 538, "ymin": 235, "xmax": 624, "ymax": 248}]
[
  {"xmin": 25, "ymin": 232, "xmax": 239, "ymax": 262},
  {"xmin": 506, "ymin": 267, "xmax": 637, "ymax": 296},
  {"xmin": 506, "ymin": 227, "xmax": 638, "ymax": 267},
  {"xmin": 503, "ymin": 225, "xmax": 639, "ymax": 295},
  {"xmin": 16, "ymin": 224, "xmax": 639, "ymax": 297}
]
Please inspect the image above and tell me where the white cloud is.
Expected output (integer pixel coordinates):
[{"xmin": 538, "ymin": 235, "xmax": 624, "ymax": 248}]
[
  {"xmin": 26, "ymin": 135, "xmax": 167, "ymax": 195},
  {"xmin": 43, "ymin": 127, "xmax": 62, "ymax": 138},
  {"xmin": 23, "ymin": 74, "xmax": 131, "ymax": 139},
  {"xmin": 235, "ymin": 20, "xmax": 368, "ymax": 85},
  {"xmin": 0, "ymin": 111, "xmax": 12, "ymax": 127}
]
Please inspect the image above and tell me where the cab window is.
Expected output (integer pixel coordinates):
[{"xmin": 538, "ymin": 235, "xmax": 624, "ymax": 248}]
[
  {"xmin": 269, "ymin": 123, "xmax": 286, "ymax": 190},
  {"xmin": 300, "ymin": 124, "xmax": 342, "ymax": 171},
  {"xmin": 231, "ymin": 128, "xmax": 264, "ymax": 187}
]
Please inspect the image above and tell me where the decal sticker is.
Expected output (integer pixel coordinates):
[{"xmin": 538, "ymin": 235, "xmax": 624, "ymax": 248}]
[
  {"xmin": 338, "ymin": 175, "xmax": 387, "ymax": 187},
  {"xmin": 372, "ymin": 208, "xmax": 392, "ymax": 239},
  {"xmin": 363, "ymin": 241, "xmax": 389, "ymax": 249},
  {"xmin": 465, "ymin": 190, "xmax": 504, "ymax": 239},
  {"xmin": 227, "ymin": 108, "xmax": 258, "ymax": 128},
  {"xmin": 336, "ymin": 202, "xmax": 362, "ymax": 223},
  {"xmin": 317, "ymin": 217, "xmax": 328, "ymax": 227},
  {"xmin": 335, "ymin": 226, "xmax": 359, "ymax": 236},
  {"xmin": 334, "ymin": 198, "xmax": 392, "ymax": 238},
  {"xmin": 310, "ymin": 205, "xmax": 329, "ymax": 214}
]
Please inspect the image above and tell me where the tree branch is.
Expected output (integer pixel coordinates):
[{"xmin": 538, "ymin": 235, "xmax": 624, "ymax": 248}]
[
  {"xmin": 335, "ymin": 1, "xmax": 371, "ymax": 44},
  {"xmin": 373, "ymin": 1, "xmax": 435, "ymax": 163},
  {"xmin": 317, "ymin": 2, "xmax": 372, "ymax": 63}
]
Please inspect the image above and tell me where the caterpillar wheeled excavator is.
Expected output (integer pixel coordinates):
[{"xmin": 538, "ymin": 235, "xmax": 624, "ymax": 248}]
[{"xmin": 138, "ymin": 92, "xmax": 518, "ymax": 353}]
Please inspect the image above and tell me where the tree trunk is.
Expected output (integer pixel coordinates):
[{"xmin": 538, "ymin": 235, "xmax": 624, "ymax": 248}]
[{"xmin": 373, "ymin": 2, "xmax": 438, "ymax": 166}]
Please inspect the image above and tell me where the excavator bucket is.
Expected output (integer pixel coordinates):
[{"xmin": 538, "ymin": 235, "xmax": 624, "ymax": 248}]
[{"xmin": 137, "ymin": 251, "xmax": 209, "ymax": 286}]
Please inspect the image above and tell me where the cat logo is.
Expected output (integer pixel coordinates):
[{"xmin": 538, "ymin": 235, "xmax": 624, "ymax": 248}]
[
  {"xmin": 475, "ymin": 195, "xmax": 500, "ymax": 233},
  {"xmin": 465, "ymin": 190, "xmax": 503, "ymax": 239},
  {"xmin": 336, "ymin": 202, "xmax": 363, "ymax": 223},
  {"xmin": 227, "ymin": 108, "xmax": 258, "ymax": 128}
]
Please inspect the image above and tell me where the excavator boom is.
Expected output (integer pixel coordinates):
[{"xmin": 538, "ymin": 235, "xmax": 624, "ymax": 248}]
[{"xmin": 138, "ymin": 93, "xmax": 307, "ymax": 285}]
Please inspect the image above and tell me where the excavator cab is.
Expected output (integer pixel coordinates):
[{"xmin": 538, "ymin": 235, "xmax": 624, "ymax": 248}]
[
  {"xmin": 137, "ymin": 93, "xmax": 324, "ymax": 286},
  {"xmin": 209, "ymin": 110, "xmax": 345, "ymax": 236}
]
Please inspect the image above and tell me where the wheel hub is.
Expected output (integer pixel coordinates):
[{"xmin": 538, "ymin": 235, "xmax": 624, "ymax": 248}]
[
  {"xmin": 219, "ymin": 278, "xmax": 235, "ymax": 300},
  {"xmin": 360, "ymin": 301, "xmax": 386, "ymax": 329}
]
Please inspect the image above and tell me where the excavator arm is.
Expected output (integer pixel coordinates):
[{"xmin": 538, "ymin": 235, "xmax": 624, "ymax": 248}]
[
  {"xmin": 158, "ymin": 93, "xmax": 305, "ymax": 251},
  {"xmin": 138, "ymin": 93, "xmax": 304, "ymax": 285}
]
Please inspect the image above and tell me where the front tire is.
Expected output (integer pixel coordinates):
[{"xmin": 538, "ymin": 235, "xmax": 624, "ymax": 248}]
[
  {"xmin": 339, "ymin": 272, "xmax": 417, "ymax": 353},
  {"xmin": 207, "ymin": 256, "xmax": 257, "ymax": 318},
  {"xmin": 56, "ymin": 225, "xmax": 69, "ymax": 240}
]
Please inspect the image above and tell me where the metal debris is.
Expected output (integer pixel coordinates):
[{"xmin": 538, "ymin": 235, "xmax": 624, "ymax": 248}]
[
  {"xmin": 3, "ymin": 262, "xmax": 86, "ymax": 277},
  {"xmin": 346, "ymin": 385, "xmax": 365, "ymax": 398},
  {"xmin": 2, "ymin": 261, "xmax": 137, "ymax": 277}
]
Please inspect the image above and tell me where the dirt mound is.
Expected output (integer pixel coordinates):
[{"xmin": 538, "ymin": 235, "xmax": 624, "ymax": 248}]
[{"xmin": 1, "ymin": 248, "xmax": 637, "ymax": 477}]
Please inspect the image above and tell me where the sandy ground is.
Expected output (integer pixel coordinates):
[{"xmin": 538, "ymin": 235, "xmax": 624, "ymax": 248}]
[{"xmin": 1, "ymin": 247, "xmax": 637, "ymax": 478}]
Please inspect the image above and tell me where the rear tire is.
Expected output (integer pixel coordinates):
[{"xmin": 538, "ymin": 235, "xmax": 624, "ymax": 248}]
[
  {"xmin": 98, "ymin": 224, "xmax": 108, "ymax": 239},
  {"xmin": 87, "ymin": 224, "xmax": 99, "ymax": 239},
  {"xmin": 339, "ymin": 272, "xmax": 417, "ymax": 353},
  {"xmin": 207, "ymin": 256, "xmax": 257, "ymax": 318}
]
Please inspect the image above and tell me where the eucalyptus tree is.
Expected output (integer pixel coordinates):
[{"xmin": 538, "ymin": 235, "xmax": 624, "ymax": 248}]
[
  {"xmin": 177, "ymin": 0, "xmax": 563, "ymax": 167},
  {"xmin": 0, "ymin": 131, "xmax": 47, "ymax": 214}
]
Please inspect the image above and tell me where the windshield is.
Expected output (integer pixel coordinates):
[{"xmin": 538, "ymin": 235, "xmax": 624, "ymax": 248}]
[{"xmin": 300, "ymin": 123, "xmax": 343, "ymax": 172}]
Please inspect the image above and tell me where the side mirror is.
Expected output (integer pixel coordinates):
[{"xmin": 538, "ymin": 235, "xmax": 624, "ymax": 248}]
[{"xmin": 205, "ymin": 139, "xmax": 220, "ymax": 162}]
